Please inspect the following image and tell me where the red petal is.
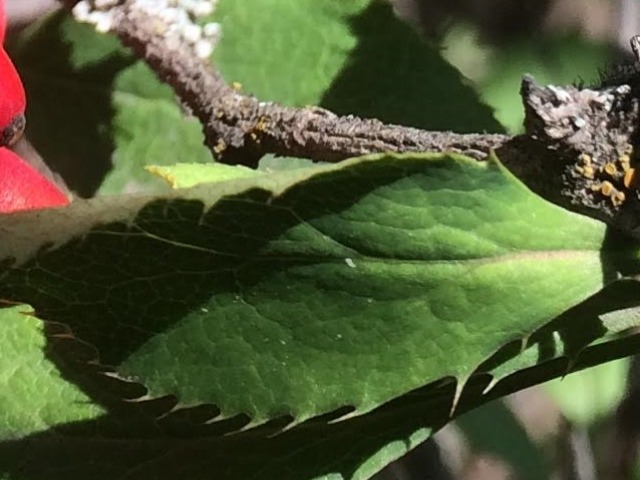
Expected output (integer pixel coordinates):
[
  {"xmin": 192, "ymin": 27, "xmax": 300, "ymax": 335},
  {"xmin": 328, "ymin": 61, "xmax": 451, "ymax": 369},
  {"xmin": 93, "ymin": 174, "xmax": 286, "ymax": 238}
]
[
  {"xmin": 0, "ymin": 2, "xmax": 26, "ymax": 146},
  {"xmin": 0, "ymin": 47, "xmax": 25, "ymax": 143},
  {"xmin": 0, "ymin": 148, "xmax": 69, "ymax": 212}
]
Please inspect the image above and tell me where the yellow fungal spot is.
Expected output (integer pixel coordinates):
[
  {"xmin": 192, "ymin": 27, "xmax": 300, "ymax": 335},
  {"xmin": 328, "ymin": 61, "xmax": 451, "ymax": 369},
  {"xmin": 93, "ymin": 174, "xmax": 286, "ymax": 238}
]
[
  {"xmin": 612, "ymin": 190, "xmax": 626, "ymax": 207},
  {"xmin": 620, "ymin": 153, "xmax": 631, "ymax": 172},
  {"xmin": 213, "ymin": 139, "xmax": 226, "ymax": 154},
  {"xmin": 590, "ymin": 182, "xmax": 602, "ymax": 192},
  {"xmin": 604, "ymin": 163, "xmax": 617, "ymax": 176},
  {"xmin": 579, "ymin": 153, "xmax": 592, "ymax": 166},
  {"xmin": 624, "ymin": 168, "xmax": 638, "ymax": 189},
  {"xmin": 622, "ymin": 164, "xmax": 631, "ymax": 173},
  {"xmin": 578, "ymin": 165, "xmax": 595, "ymax": 179},
  {"xmin": 255, "ymin": 116, "xmax": 269, "ymax": 132},
  {"xmin": 232, "ymin": 82, "xmax": 242, "ymax": 91},
  {"xmin": 601, "ymin": 180, "xmax": 614, "ymax": 196}
]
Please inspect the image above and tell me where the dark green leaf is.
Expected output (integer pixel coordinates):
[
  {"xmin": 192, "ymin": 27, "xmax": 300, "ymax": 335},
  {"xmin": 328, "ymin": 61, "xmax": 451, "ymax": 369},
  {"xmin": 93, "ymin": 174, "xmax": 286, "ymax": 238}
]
[{"xmin": 0, "ymin": 152, "xmax": 629, "ymax": 427}]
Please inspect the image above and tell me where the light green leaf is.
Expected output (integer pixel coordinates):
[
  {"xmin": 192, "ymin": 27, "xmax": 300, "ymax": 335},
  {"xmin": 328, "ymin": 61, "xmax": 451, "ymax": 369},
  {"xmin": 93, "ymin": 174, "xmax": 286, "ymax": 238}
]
[
  {"xmin": 546, "ymin": 358, "xmax": 628, "ymax": 426},
  {"xmin": 147, "ymin": 162, "xmax": 260, "ymax": 188},
  {"xmin": 0, "ymin": 304, "xmax": 104, "ymax": 438}
]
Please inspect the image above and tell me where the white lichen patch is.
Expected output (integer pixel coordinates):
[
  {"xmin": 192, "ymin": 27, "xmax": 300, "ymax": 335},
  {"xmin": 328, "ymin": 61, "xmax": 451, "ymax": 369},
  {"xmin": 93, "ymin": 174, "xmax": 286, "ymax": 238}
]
[{"xmin": 72, "ymin": 0, "xmax": 222, "ymax": 59}]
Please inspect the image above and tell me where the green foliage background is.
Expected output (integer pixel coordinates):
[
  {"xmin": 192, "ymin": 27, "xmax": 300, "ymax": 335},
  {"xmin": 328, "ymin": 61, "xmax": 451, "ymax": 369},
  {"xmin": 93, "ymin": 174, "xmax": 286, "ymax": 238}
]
[{"xmin": 0, "ymin": 1, "xmax": 636, "ymax": 479}]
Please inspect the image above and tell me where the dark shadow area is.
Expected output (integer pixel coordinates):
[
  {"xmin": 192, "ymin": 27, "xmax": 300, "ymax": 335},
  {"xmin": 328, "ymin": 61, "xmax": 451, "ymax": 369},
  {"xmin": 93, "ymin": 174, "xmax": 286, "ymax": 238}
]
[
  {"xmin": 3, "ymin": 329, "xmax": 635, "ymax": 480},
  {"xmin": 489, "ymin": 332, "xmax": 640, "ymax": 404},
  {"xmin": 456, "ymin": 398, "xmax": 549, "ymax": 480},
  {"xmin": 0, "ymin": 155, "xmax": 635, "ymax": 435},
  {"xmin": 404, "ymin": 0, "xmax": 554, "ymax": 45},
  {"xmin": 0, "ymin": 159, "xmax": 448, "ymax": 367},
  {"xmin": 0, "ymin": 296, "xmax": 638, "ymax": 478},
  {"xmin": 319, "ymin": 1, "xmax": 504, "ymax": 133},
  {"xmin": 473, "ymin": 278, "xmax": 640, "ymax": 382},
  {"xmin": 0, "ymin": 374, "xmax": 459, "ymax": 480},
  {"xmin": 10, "ymin": 13, "xmax": 135, "ymax": 197},
  {"xmin": 0, "ymin": 159, "xmax": 437, "ymax": 438},
  {"xmin": 375, "ymin": 438, "xmax": 454, "ymax": 480},
  {"xmin": 0, "ymin": 158, "xmax": 638, "ymax": 477}
]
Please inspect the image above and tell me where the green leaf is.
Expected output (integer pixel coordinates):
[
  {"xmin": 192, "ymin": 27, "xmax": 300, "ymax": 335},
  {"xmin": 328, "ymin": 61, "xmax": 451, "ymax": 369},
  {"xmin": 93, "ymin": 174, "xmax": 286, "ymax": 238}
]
[
  {"xmin": 2, "ymin": 324, "xmax": 639, "ymax": 479},
  {"xmin": 214, "ymin": 0, "xmax": 503, "ymax": 133},
  {"xmin": 0, "ymin": 304, "xmax": 104, "ymax": 439},
  {"xmin": 0, "ymin": 152, "xmax": 630, "ymax": 429},
  {"xmin": 1, "ymin": 153, "xmax": 640, "ymax": 479},
  {"xmin": 545, "ymin": 358, "xmax": 628, "ymax": 426},
  {"xmin": 147, "ymin": 162, "xmax": 260, "ymax": 188}
]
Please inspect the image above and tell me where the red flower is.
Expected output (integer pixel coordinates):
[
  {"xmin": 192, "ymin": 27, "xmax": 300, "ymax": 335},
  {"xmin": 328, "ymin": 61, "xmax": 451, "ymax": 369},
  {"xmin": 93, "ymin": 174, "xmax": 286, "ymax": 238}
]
[
  {"xmin": 0, "ymin": 148, "xmax": 69, "ymax": 211},
  {"xmin": 0, "ymin": 0, "xmax": 25, "ymax": 146},
  {"xmin": 0, "ymin": 0, "xmax": 69, "ymax": 212},
  {"xmin": 0, "ymin": 48, "xmax": 25, "ymax": 146}
]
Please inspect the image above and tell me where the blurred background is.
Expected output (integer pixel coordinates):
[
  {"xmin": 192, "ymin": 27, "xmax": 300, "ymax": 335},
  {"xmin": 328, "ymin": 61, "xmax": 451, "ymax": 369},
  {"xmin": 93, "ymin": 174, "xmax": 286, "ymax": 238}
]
[
  {"xmin": 6, "ymin": 0, "xmax": 640, "ymax": 479},
  {"xmin": 386, "ymin": 1, "xmax": 640, "ymax": 479},
  {"xmin": 392, "ymin": 0, "xmax": 639, "ymax": 133}
]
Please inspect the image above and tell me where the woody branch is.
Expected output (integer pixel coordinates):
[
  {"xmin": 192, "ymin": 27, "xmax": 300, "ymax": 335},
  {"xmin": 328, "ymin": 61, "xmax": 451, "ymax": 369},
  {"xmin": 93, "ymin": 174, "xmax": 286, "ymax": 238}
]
[{"xmin": 59, "ymin": 0, "xmax": 640, "ymax": 239}]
